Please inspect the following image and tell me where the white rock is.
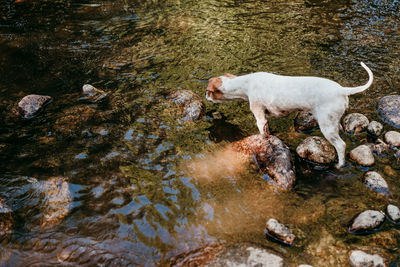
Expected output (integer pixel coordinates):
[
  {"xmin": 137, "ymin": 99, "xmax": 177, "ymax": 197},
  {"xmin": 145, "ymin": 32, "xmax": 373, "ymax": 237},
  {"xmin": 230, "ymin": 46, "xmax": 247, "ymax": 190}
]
[
  {"xmin": 349, "ymin": 210, "xmax": 385, "ymax": 233},
  {"xmin": 367, "ymin": 121, "xmax": 384, "ymax": 136},
  {"xmin": 342, "ymin": 113, "xmax": 369, "ymax": 134},
  {"xmin": 384, "ymin": 131, "xmax": 400, "ymax": 147},
  {"xmin": 244, "ymin": 247, "xmax": 285, "ymax": 267},
  {"xmin": 363, "ymin": 171, "xmax": 389, "ymax": 195},
  {"xmin": 349, "ymin": 250, "xmax": 386, "ymax": 267},
  {"xmin": 349, "ymin": 145, "xmax": 375, "ymax": 166},
  {"xmin": 386, "ymin": 204, "xmax": 400, "ymax": 223},
  {"xmin": 296, "ymin": 136, "xmax": 336, "ymax": 164},
  {"xmin": 265, "ymin": 218, "xmax": 295, "ymax": 245}
]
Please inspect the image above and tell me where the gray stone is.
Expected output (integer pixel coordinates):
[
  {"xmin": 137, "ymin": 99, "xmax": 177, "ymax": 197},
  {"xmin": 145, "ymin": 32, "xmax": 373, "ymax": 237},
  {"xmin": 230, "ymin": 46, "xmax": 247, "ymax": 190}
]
[
  {"xmin": 349, "ymin": 250, "xmax": 386, "ymax": 267},
  {"xmin": 377, "ymin": 95, "xmax": 400, "ymax": 128},
  {"xmin": 294, "ymin": 111, "xmax": 318, "ymax": 132},
  {"xmin": 265, "ymin": 218, "xmax": 296, "ymax": 245},
  {"xmin": 296, "ymin": 136, "xmax": 337, "ymax": 165},
  {"xmin": 363, "ymin": 171, "xmax": 390, "ymax": 195},
  {"xmin": 386, "ymin": 204, "xmax": 400, "ymax": 223},
  {"xmin": 367, "ymin": 121, "xmax": 384, "ymax": 137},
  {"xmin": 349, "ymin": 210, "xmax": 385, "ymax": 234},
  {"xmin": 80, "ymin": 84, "xmax": 109, "ymax": 103},
  {"xmin": 169, "ymin": 90, "xmax": 204, "ymax": 122},
  {"xmin": 349, "ymin": 145, "xmax": 375, "ymax": 166},
  {"xmin": 384, "ymin": 131, "xmax": 400, "ymax": 147},
  {"xmin": 365, "ymin": 139, "xmax": 390, "ymax": 157},
  {"xmin": 342, "ymin": 113, "xmax": 369, "ymax": 134},
  {"xmin": 12, "ymin": 94, "xmax": 52, "ymax": 119},
  {"xmin": 232, "ymin": 134, "xmax": 296, "ymax": 190}
]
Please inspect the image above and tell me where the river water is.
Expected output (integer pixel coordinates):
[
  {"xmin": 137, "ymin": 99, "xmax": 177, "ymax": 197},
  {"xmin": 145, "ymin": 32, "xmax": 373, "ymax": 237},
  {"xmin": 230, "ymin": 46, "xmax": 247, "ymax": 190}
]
[{"xmin": 0, "ymin": 0, "xmax": 399, "ymax": 266}]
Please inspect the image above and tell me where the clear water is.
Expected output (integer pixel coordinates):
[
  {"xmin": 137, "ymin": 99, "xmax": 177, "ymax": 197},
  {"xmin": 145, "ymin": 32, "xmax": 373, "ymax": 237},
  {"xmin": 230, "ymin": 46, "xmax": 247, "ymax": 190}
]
[{"xmin": 0, "ymin": 0, "xmax": 399, "ymax": 266}]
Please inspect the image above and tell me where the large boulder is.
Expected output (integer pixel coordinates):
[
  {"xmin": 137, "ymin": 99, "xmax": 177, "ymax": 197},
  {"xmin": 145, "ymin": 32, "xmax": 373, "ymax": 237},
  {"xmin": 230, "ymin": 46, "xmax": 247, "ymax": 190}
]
[
  {"xmin": 377, "ymin": 95, "xmax": 400, "ymax": 128},
  {"xmin": 296, "ymin": 136, "xmax": 336, "ymax": 165},
  {"xmin": 169, "ymin": 90, "xmax": 204, "ymax": 122},
  {"xmin": 231, "ymin": 134, "xmax": 296, "ymax": 190},
  {"xmin": 10, "ymin": 94, "xmax": 52, "ymax": 119},
  {"xmin": 169, "ymin": 243, "xmax": 285, "ymax": 267}
]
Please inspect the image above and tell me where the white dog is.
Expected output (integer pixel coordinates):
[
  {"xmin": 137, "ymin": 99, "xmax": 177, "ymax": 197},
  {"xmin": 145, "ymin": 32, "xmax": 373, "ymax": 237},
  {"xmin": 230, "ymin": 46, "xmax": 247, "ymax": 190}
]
[{"xmin": 206, "ymin": 62, "xmax": 373, "ymax": 168}]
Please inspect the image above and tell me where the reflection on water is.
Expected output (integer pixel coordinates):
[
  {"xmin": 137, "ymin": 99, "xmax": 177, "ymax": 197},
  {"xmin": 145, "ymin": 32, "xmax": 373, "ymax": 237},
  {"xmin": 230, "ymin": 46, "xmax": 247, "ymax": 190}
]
[{"xmin": 0, "ymin": 0, "xmax": 399, "ymax": 265}]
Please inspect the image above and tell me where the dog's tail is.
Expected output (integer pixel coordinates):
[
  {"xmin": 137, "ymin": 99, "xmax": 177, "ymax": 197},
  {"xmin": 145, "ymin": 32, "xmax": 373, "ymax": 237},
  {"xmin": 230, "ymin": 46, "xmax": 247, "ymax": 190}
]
[{"xmin": 344, "ymin": 62, "xmax": 373, "ymax": 95}]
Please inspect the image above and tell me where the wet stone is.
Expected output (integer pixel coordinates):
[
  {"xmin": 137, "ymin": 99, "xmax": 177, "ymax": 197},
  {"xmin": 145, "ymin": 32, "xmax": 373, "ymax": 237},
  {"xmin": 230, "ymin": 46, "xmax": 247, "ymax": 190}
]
[
  {"xmin": 169, "ymin": 90, "xmax": 204, "ymax": 122},
  {"xmin": 377, "ymin": 95, "xmax": 400, "ymax": 128},
  {"xmin": 365, "ymin": 139, "xmax": 390, "ymax": 157},
  {"xmin": 296, "ymin": 136, "xmax": 336, "ymax": 165},
  {"xmin": 342, "ymin": 113, "xmax": 369, "ymax": 134},
  {"xmin": 349, "ymin": 250, "xmax": 386, "ymax": 267},
  {"xmin": 294, "ymin": 111, "xmax": 318, "ymax": 132},
  {"xmin": 386, "ymin": 204, "xmax": 400, "ymax": 223},
  {"xmin": 231, "ymin": 134, "xmax": 296, "ymax": 190},
  {"xmin": 349, "ymin": 145, "xmax": 375, "ymax": 166},
  {"xmin": 367, "ymin": 121, "xmax": 384, "ymax": 137},
  {"xmin": 0, "ymin": 199, "xmax": 13, "ymax": 237},
  {"xmin": 11, "ymin": 94, "xmax": 52, "ymax": 119},
  {"xmin": 363, "ymin": 171, "xmax": 390, "ymax": 195},
  {"xmin": 265, "ymin": 218, "xmax": 296, "ymax": 245},
  {"xmin": 80, "ymin": 84, "xmax": 109, "ymax": 103},
  {"xmin": 384, "ymin": 131, "xmax": 400, "ymax": 147},
  {"xmin": 349, "ymin": 210, "xmax": 385, "ymax": 234},
  {"xmin": 170, "ymin": 243, "xmax": 285, "ymax": 267}
]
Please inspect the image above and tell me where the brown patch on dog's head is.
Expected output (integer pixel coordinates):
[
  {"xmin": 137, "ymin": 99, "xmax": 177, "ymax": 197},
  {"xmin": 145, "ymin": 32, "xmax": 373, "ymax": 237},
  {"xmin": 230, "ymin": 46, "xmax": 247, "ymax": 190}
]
[{"xmin": 206, "ymin": 74, "xmax": 236, "ymax": 102}]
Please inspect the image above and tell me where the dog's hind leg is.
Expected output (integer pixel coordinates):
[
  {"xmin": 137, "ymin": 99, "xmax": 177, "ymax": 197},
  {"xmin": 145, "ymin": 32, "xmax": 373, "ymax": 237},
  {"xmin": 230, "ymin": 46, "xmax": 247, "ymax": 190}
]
[{"xmin": 315, "ymin": 109, "xmax": 346, "ymax": 168}]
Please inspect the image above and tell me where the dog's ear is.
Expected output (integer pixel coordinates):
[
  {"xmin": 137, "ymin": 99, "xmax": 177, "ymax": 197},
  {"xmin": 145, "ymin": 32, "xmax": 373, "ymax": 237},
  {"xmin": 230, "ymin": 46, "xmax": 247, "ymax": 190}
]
[
  {"xmin": 207, "ymin": 77, "xmax": 222, "ymax": 92},
  {"xmin": 224, "ymin": 73, "xmax": 236, "ymax": 79}
]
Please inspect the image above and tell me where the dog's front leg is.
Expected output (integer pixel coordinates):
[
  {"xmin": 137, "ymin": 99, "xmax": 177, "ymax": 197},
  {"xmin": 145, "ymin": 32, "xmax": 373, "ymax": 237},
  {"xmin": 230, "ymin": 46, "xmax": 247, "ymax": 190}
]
[{"xmin": 250, "ymin": 102, "xmax": 269, "ymax": 135}]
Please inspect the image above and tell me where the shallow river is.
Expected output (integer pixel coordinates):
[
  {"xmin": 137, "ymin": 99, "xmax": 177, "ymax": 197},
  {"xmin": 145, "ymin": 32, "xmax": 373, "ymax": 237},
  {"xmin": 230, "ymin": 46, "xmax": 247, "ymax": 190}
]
[{"xmin": 0, "ymin": 0, "xmax": 399, "ymax": 266}]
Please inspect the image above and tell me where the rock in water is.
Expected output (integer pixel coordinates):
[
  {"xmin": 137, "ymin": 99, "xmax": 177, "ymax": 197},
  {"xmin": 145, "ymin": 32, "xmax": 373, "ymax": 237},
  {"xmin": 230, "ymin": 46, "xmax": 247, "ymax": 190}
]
[
  {"xmin": 81, "ymin": 84, "xmax": 109, "ymax": 103},
  {"xmin": 0, "ymin": 198, "xmax": 13, "ymax": 237},
  {"xmin": 349, "ymin": 145, "xmax": 375, "ymax": 166},
  {"xmin": 363, "ymin": 171, "xmax": 390, "ymax": 195},
  {"xmin": 231, "ymin": 134, "xmax": 296, "ymax": 190},
  {"xmin": 367, "ymin": 121, "xmax": 384, "ymax": 137},
  {"xmin": 349, "ymin": 250, "xmax": 386, "ymax": 267},
  {"xmin": 169, "ymin": 90, "xmax": 204, "ymax": 122},
  {"xmin": 349, "ymin": 210, "xmax": 385, "ymax": 234},
  {"xmin": 377, "ymin": 95, "xmax": 400, "ymax": 128},
  {"xmin": 296, "ymin": 136, "xmax": 337, "ymax": 165},
  {"xmin": 294, "ymin": 111, "xmax": 318, "ymax": 132},
  {"xmin": 386, "ymin": 204, "xmax": 400, "ymax": 223},
  {"xmin": 342, "ymin": 113, "xmax": 369, "ymax": 134},
  {"xmin": 13, "ymin": 94, "xmax": 52, "ymax": 119},
  {"xmin": 384, "ymin": 131, "xmax": 400, "ymax": 147},
  {"xmin": 265, "ymin": 218, "xmax": 296, "ymax": 245}
]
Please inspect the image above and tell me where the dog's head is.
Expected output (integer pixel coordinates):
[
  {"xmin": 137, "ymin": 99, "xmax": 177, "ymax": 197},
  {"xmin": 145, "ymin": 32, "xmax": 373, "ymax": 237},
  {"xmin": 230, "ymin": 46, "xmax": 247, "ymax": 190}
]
[{"xmin": 206, "ymin": 73, "xmax": 237, "ymax": 103}]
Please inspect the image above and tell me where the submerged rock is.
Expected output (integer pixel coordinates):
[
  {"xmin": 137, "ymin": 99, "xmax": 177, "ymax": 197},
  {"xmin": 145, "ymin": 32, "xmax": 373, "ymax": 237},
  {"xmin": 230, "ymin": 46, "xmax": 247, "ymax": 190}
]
[
  {"xmin": 365, "ymin": 139, "xmax": 390, "ymax": 157},
  {"xmin": 33, "ymin": 177, "xmax": 73, "ymax": 228},
  {"xmin": 0, "ymin": 199, "xmax": 13, "ymax": 237},
  {"xmin": 349, "ymin": 210, "xmax": 385, "ymax": 234},
  {"xmin": 384, "ymin": 131, "xmax": 400, "ymax": 147},
  {"xmin": 231, "ymin": 134, "xmax": 296, "ymax": 190},
  {"xmin": 11, "ymin": 94, "xmax": 52, "ymax": 119},
  {"xmin": 349, "ymin": 145, "xmax": 375, "ymax": 166},
  {"xmin": 348, "ymin": 250, "xmax": 386, "ymax": 267},
  {"xmin": 342, "ymin": 113, "xmax": 369, "ymax": 134},
  {"xmin": 386, "ymin": 204, "xmax": 400, "ymax": 223},
  {"xmin": 367, "ymin": 121, "xmax": 384, "ymax": 137},
  {"xmin": 377, "ymin": 95, "xmax": 400, "ymax": 128},
  {"xmin": 169, "ymin": 243, "xmax": 285, "ymax": 267},
  {"xmin": 169, "ymin": 90, "xmax": 204, "ymax": 122},
  {"xmin": 265, "ymin": 218, "xmax": 296, "ymax": 246},
  {"xmin": 363, "ymin": 171, "xmax": 390, "ymax": 195},
  {"xmin": 294, "ymin": 111, "xmax": 318, "ymax": 132},
  {"xmin": 80, "ymin": 84, "xmax": 109, "ymax": 103},
  {"xmin": 296, "ymin": 136, "xmax": 336, "ymax": 165}
]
